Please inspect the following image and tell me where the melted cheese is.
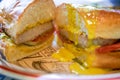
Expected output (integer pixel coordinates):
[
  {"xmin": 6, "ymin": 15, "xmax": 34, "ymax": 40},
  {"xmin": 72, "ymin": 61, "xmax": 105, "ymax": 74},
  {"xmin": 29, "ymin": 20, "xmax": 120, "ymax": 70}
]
[
  {"xmin": 81, "ymin": 10, "xmax": 97, "ymax": 39},
  {"xmin": 70, "ymin": 62, "xmax": 107, "ymax": 75},
  {"xmin": 53, "ymin": 6, "xmax": 109, "ymax": 75},
  {"xmin": 52, "ymin": 47, "xmax": 75, "ymax": 62},
  {"xmin": 52, "ymin": 47, "xmax": 108, "ymax": 75},
  {"xmin": 62, "ymin": 4, "xmax": 83, "ymax": 45}
]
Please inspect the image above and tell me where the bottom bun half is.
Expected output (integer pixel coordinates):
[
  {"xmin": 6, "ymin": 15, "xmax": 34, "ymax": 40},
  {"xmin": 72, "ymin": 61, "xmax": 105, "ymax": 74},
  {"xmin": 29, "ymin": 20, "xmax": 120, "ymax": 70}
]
[
  {"xmin": 0, "ymin": 33, "xmax": 54, "ymax": 62},
  {"xmin": 57, "ymin": 35, "xmax": 120, "ymax": 69}
]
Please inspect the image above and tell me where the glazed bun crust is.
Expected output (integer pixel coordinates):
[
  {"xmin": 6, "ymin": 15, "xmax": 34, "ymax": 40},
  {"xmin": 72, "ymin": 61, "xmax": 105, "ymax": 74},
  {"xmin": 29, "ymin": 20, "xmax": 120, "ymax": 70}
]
[
  {"xmin": 96, "ymin": 10, "xmax": 120, "ymax": 39},
  {"xmin": 78, "ymin": 8, "xmax": 120, "ymax": 39}
]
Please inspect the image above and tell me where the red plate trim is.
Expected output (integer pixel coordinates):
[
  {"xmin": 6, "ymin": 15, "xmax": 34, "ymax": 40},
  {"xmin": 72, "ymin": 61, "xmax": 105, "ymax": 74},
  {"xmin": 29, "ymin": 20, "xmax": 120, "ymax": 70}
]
[{"xmin": 0, "ymin": 65, "xmax": 39, "ymax": 77}]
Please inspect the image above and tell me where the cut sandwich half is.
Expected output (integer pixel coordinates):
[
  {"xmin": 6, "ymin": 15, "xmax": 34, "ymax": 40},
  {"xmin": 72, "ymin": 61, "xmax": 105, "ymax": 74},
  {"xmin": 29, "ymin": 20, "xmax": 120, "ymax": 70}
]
[
  {"xmin": 0, "ymin": 0, "xmax": 56, "ymax": 62},
  {"xmin": 55, "ymin": 4, "xmax": 87, "ymax": 48},
  {"xmin": 0, "ymin": 33, "xmax": 54, "ymax": 62},
  {"xmin": 78, "ymin": 7, "xmax": 120, "ymax": 69},
  {"xmin": 0, "ymin": 0, "xmax": 55, "ymax": 44},
  {"xmin": 55, "ymin": 3, "xmax": 120, "ymax": 70}
]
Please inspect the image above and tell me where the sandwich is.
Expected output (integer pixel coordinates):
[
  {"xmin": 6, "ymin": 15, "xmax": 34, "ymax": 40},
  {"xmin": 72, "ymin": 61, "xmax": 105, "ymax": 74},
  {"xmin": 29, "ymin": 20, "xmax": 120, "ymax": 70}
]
[
  {"xmin": 78, "ymin": 7, "xmax": 120, "ymax": 69},
  {"xmin": 0, "ymin": 0, "xmax": 55, "ymax": 62},
  {"xmin": 55, "ymin": 3, "xmax": 120, "ymax": 70}
]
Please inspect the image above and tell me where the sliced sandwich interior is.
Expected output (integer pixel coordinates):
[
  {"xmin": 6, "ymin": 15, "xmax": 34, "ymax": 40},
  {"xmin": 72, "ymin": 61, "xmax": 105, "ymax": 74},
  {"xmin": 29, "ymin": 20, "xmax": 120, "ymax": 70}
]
[
  {"xmin": 0, "ymin": 0, "xmax": 55, "ymax": 44},
  {"xmin": 54, "ymin": 3, "xmax": 120, "ymax": 74},
  {"xmin": 0, "ymin": 0, "xmax": 56, "ymax": 62}
]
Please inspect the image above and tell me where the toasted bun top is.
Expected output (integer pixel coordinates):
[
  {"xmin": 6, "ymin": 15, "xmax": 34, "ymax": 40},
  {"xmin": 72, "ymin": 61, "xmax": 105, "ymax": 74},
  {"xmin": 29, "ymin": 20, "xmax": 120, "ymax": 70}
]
[
  {"xmin": 96, "ymin": 10, "xmax": 120, "ymax": 39},
  {"xmin": 78, "ymin": 8, "xmax": 120, "ymax": 39}
]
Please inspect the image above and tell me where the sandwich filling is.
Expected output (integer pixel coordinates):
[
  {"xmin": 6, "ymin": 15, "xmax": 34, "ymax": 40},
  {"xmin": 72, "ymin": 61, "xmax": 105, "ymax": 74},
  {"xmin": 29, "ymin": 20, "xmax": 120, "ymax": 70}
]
[{"xmin": 55, "ymin": 4, "xmax": 120, "ymax": 74}]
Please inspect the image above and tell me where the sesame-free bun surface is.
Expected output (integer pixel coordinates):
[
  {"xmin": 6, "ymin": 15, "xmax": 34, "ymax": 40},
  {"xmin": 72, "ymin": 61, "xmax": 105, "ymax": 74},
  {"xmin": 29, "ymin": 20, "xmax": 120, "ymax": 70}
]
[
  {"xmin": 96, "ymin": 10, "xmax": 120, "ymax": 39},
  {"xmin": 78, "ymin": 8, "xmax": 120, "ymax": 39}
]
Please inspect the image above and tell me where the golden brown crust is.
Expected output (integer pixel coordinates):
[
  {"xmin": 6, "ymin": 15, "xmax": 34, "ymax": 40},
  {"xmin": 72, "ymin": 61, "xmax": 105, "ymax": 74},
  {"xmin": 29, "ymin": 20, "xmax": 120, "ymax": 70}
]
[
  {"xmin": 18, "ymin": 0, "xmax": 38, "ymax": 22},
  {"xmin": 92, "ymin": 52, "xmax": 120, "ymax": 69},
  {"xmin": 96, "ymin": 10, "xmax": 120, "ymax": 39},
  {"xmin": 18, "ymin": 0, "xmax": 55, "ymax": 22}
]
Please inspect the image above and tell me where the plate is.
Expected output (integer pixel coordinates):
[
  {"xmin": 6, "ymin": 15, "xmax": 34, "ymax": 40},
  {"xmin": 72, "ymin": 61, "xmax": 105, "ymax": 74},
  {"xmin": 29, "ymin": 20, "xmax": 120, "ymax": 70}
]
[
  {"xmin": 0, "ymin": 0, "xmax": 120, "ymax": 80},
  {"xmin": 0, "ymin": 36, "xmax": 120, "ymax": 80}
]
